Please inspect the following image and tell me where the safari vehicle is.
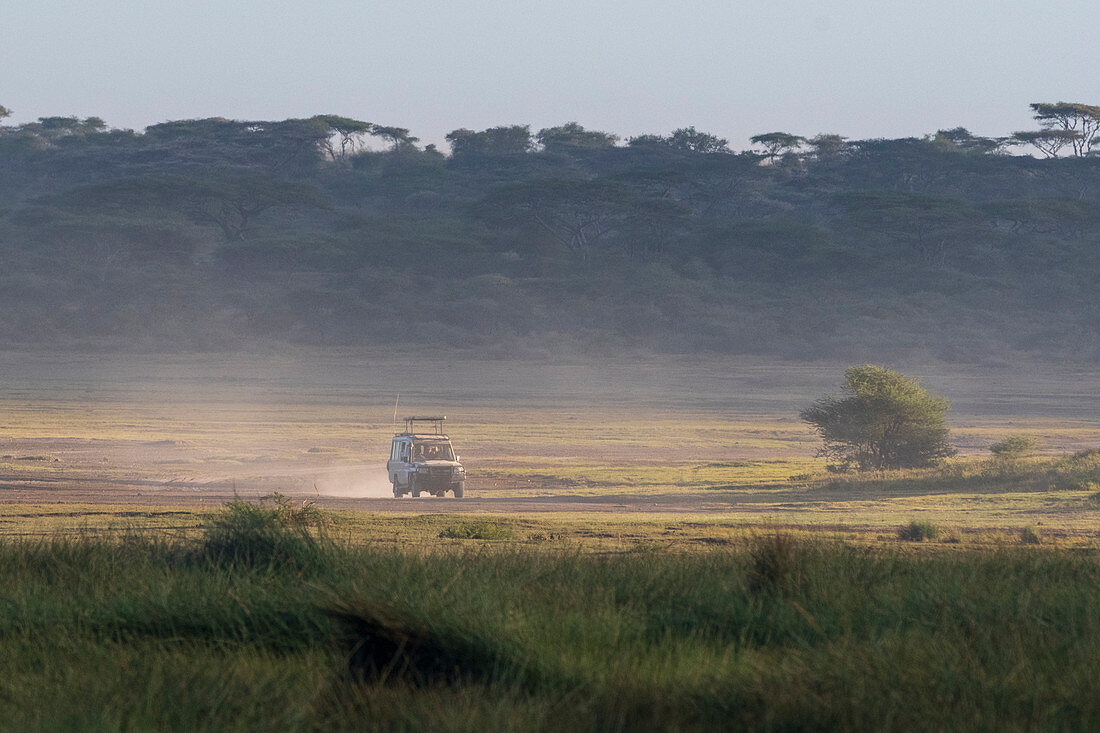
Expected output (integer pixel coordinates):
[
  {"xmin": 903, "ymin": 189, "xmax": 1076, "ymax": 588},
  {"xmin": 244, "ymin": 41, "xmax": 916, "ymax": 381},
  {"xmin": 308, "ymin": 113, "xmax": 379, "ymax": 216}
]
[{"xmin": 388, "ymin": 416, "xmax": 466, "ymax": 498}]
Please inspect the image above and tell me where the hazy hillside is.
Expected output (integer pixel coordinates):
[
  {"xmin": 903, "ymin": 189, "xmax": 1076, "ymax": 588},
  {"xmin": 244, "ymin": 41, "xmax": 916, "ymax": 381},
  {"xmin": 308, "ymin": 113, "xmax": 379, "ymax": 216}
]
[{"xmin": 2, "ymin": 106, "xmax": 1099, "ymax": 362}]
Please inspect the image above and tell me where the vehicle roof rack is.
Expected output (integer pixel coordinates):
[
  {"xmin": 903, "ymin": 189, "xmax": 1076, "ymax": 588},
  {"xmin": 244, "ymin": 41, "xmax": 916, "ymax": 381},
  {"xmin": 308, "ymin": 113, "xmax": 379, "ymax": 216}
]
[{"xmin": 403, "ymin": 416, "xmax": 447, "ymax": 434}]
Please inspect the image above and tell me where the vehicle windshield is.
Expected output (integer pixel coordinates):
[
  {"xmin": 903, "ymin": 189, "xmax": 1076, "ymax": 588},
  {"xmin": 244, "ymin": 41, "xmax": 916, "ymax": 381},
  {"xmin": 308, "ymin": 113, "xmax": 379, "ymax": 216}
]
[{"xmin": 411, "ymin": 442, "xmax": 455, "ymax": 461}]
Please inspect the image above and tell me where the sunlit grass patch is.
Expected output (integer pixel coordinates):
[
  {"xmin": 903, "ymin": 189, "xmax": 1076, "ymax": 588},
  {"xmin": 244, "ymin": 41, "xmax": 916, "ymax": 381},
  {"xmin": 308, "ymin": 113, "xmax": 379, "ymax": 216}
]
[{"xmin": 477, "ymin": 457, "xmax": 822, "ymax": 497}]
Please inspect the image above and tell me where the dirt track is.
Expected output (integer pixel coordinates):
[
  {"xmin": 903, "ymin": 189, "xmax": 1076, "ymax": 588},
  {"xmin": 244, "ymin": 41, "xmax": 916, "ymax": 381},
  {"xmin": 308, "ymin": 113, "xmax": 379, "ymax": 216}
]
[{"xmin": 0, "ymin": 446, "xmax": 725, "ymax": 514}]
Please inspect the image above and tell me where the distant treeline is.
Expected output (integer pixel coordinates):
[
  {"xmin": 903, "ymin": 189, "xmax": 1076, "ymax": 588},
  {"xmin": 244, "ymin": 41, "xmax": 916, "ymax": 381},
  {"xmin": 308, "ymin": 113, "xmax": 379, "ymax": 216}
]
[{"xmin": 1, "ymin": 102, "xmax": 1099, "ymax": 361}]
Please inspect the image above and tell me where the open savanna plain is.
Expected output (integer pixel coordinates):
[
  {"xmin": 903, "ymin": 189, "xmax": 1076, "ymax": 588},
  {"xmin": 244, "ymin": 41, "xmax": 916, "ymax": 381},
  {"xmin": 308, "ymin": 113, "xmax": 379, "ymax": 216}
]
[
  {"xmin": 2, "ymin": 351, "xmax": 1100, "ymax": 545},
  {"xmin": 3, "ymin": 352, "xmax": 1100, "ymax": 729}
]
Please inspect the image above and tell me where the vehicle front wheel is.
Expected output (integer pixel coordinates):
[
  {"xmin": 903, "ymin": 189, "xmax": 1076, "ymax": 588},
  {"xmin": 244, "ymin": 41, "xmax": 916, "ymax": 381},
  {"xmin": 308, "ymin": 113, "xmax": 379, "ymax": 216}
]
[
  {"xmin": 410, "ymin": 476, "xmax": 421, "ymax": 498},
  {"xmin": 453, "ymin": 482, "xmax": 464, "ymax": 498}
]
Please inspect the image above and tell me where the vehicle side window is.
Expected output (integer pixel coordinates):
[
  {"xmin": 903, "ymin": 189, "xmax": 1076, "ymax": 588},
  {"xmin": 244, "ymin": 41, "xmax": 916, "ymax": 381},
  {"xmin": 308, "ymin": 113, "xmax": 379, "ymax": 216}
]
[
  {"xmin": 391, "ymin": 442, "xmax": 399, "ymax": 461},
  {"xmin": 399, "ymin": 443, "xmax": 409, "ymax": 462}
]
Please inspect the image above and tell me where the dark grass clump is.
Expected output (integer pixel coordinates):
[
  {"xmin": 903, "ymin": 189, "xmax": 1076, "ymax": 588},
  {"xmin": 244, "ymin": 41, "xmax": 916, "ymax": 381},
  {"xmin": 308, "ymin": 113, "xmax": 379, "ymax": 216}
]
[
  {"xmin": 1019, "ymin": 525, "xmax": 1042, "ymax": 545},
  {"xmin": 898, "ymin": 520, "xmax": 940, "ymax": 542},
  {"xmin": 199, "ymin": 495, "xmax": 333, "ymax": 568},
  {"xmin": 746, "ymin": 534, "xmax": 800, "ymax": 594},
  {"xmin": 327, "ymin": 599, "xmax": 539, "ymax": 688},
  {"xmin": 439, "ymin": 521, "xmax": 513, "ymax": 540}
]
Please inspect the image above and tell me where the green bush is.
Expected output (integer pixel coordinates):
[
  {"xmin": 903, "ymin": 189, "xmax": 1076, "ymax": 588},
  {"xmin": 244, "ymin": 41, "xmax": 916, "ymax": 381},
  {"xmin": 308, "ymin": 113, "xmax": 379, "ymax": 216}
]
[
  {"xmin": 1049, "ymin": 449, "xmax": 1100, "ymax": 491},
  {"xmin": 990, "ymin": 434, "xmax": 1040, "ymax": 459},
  {"xmin": 898, "ymin": 520, "xmax": 940, "ymax": 542}
]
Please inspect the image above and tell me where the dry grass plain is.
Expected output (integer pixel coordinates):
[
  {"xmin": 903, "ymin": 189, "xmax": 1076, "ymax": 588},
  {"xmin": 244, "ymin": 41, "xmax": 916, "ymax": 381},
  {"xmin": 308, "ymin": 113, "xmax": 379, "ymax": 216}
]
[{"xmin": 1, "ymin": 351, "xmax": 1099, "ymax": 547}]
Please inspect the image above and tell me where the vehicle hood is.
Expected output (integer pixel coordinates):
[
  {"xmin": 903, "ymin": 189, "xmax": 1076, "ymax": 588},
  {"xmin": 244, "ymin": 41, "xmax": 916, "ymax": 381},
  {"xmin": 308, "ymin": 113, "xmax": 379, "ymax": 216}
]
[{"xmin": 414, "ymin": 460, "xmax": 462, "ymax": 468}]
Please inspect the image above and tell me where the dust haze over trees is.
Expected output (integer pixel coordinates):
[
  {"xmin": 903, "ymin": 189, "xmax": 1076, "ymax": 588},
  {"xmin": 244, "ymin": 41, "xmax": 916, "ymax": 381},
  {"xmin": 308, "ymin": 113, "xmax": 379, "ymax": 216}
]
[{"xmin": 1, "ymin": 102, "xmax": 1100, "ymax": 360}]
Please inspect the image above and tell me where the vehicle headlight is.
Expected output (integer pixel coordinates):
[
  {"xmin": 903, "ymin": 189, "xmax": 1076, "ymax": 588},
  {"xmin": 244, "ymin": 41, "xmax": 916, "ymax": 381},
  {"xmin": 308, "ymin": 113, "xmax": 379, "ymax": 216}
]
[{"xmin": 453, "ymin": 466, "xmax": 465, "ymax": 476}]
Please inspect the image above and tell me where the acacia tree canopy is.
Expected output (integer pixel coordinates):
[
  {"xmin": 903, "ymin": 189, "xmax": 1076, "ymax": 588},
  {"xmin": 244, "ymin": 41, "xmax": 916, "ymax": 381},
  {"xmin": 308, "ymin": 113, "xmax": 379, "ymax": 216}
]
[
  {"xmin": 370, "ymin": 125, "xmax": 419, "ymax": 151},
  {"xmin": 446, "ymin": 125, "xmax": 533, "ymax": 156},
  {"xmin": 536, "ymin": 122, "xmax": 618, "ymax": 152},
  {"xmin": 62, "ymin": 174, "xmax": 328, "ymax": 240},
  {"xmin": 1012, "ymin": 129, "xmax": 1082, "ymax": 158},
  {"xmin": 1012, "ymin": 102, "xmax": 1100, "ymax": 157},
  {"xmin": 311, "ymin": 115, "xmax": 372, "ymax": 160},
  {"xmin": 750, "ymin": 132, "xmax": 806, "ymax": 159},
  {"xmin": 667, "ymin": 127, "xmax": 729, "ymax": 154},
  {"xmin": 800, "ymin": 365, "xmax": 956, "ymax": 470}
]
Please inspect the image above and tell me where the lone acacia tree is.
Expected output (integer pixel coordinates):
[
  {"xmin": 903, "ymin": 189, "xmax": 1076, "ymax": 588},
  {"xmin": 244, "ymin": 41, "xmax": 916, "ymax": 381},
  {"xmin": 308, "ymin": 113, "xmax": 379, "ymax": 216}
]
[
  {"xmin": 1013, "ymin": 102, "xmax": 1100, "ymax": 157},
  {"xmin": 750, "ymin": 132, "xmax": 806, "ymax": 160},
  {"xmin": 800, "ymin": 365, "xmax": 955, "ymax": 471}
]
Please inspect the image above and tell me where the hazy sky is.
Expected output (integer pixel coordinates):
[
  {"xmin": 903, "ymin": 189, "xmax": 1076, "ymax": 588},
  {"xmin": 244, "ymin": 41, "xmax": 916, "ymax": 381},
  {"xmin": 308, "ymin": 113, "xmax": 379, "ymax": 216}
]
[{"xmin": 3, "ymin": 0, "xmax": 1098, "ymax": 149}]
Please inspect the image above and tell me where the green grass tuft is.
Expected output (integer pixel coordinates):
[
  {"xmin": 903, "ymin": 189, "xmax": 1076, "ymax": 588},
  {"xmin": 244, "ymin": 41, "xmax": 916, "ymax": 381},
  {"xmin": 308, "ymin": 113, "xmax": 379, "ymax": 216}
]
[
  {"xmin": 199, "ymin": 495, "xmax": 333, "ymax": 568},
  {"xmin": 747, "ymin": 534, "xmax": 800, "ymax": 594}
]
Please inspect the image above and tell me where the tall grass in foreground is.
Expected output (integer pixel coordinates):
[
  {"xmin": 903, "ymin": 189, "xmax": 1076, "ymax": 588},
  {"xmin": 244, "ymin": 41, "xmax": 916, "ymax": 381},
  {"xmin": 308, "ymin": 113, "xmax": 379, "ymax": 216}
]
[{"xmin": 0, "ymin": 504, "xmax": 1098, "ymax": 730}]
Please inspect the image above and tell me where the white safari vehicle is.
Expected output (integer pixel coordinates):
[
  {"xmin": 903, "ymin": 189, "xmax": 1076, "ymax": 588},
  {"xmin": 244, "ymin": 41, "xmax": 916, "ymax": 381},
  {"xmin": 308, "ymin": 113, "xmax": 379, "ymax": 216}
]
[{"xmin": 387, "ymin": 416, "xmax": 466, "ymax": 498}]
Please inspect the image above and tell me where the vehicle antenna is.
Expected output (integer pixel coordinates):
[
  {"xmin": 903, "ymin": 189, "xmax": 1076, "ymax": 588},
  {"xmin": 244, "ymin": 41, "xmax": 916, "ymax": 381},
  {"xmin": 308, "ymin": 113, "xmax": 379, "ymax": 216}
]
[{"xmin": 393, "ymin": 394, "xmax": 400, "ymax": 427}]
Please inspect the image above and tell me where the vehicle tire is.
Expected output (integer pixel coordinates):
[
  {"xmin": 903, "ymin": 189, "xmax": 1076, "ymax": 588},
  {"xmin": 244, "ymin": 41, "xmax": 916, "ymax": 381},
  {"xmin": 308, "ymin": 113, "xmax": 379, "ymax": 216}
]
[
  {"xmin": 453, "ymin": 482, "xmax": 464, "ymax": 498},
  {"xmin": 392, "ymin": 484, "xmax": 402, "ymax": 498},
  {"xmin": 410, "ymin": 476, "xmax": 421, "ymax": 498}
]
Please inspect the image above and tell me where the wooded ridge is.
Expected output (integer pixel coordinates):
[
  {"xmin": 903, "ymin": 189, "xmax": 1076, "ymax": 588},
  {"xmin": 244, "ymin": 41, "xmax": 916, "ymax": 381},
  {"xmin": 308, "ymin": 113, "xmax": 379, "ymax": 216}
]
[{"xmin": 1, "ymin": 103, "xmax": 1097, "ymax": 361}]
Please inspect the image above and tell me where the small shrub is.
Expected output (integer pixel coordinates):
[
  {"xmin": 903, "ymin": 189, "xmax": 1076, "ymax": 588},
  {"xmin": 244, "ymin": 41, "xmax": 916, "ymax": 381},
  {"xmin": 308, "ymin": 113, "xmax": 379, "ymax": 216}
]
[
  {"xmin": 1049, "ymin": 450, "xmax": 1100, "ymax": 490},
  {"xmin": 262, "ymin": 492, "xmax": 330, "ymax": 527},
  {"xmin": 1019, "ymin": 525, "xmax": 1042, "ymax": 545},
  {"xmin": 439, "ymin": 521, "xmax": 513, "ymax": 540},
  {"xmin": 990, "ymin": 434, "xmax": 1040, "ymax": 459},
  {"xmin": 898, "ymin": 520, "xmax": 940, "ymax": 542},
  {"xmin": 1087, "ymin": 492, "xmax": 1100, "ymax": 507}
]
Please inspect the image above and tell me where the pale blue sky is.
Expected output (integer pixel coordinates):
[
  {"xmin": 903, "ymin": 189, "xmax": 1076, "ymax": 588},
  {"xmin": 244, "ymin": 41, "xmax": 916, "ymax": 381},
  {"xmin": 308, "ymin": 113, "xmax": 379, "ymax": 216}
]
[{"xmin": 2, "ymin": 0, "xmax": 1097, "ymax": 149}]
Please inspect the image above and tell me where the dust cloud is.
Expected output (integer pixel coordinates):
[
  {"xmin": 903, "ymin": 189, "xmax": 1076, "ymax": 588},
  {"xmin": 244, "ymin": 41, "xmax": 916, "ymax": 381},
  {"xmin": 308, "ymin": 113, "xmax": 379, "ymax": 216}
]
[{"xmin": 310, "ymin": 464, "xmax": 393, "ymax": 498}]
